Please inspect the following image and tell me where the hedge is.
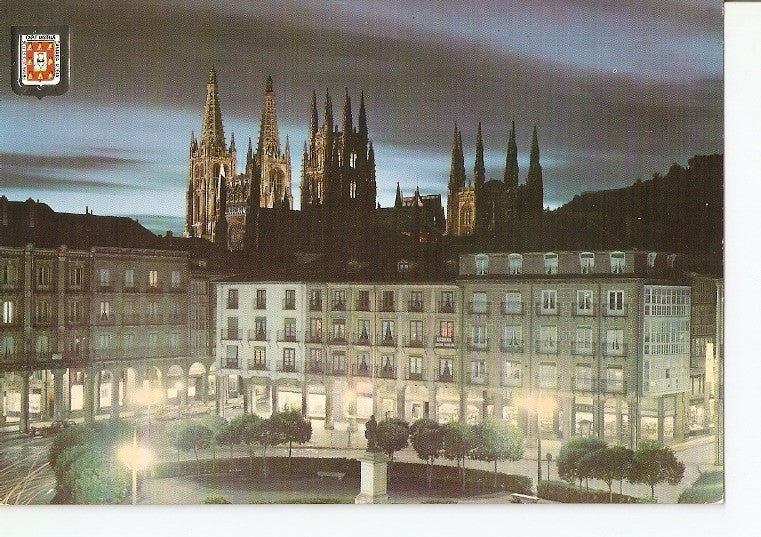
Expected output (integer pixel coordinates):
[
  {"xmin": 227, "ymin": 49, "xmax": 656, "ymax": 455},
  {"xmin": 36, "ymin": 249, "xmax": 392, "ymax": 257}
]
[
  {"xmin": 537, "ymin": 480, "xmax": 645, "ymax": 503},
  {"xmin": 678, "ymin": 471, "xmax": 724, "ymax": 504}
]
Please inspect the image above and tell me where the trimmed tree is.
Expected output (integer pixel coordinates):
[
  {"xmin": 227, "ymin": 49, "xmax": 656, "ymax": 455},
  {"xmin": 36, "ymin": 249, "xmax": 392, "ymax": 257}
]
[
  {"xmin": 69, "ymin": 449, "xmax": 129, "ymax": 504},
  {"xmin": 472, "ymin": 418, "xmax": 525, "ymax": 490},
  {"xmin": 174, "ymin": 421, "xmax": 214, "ymax": 475},
  {"xmin": 376, "ymin": 418, "xmax": 410, "ymax": 484},
  {"xmin": 270, "ymin": 409, "xmax": 312, "ymax": 473},
  {"xmin": 442, "ymin": 421, "xmax": 476, "ymax": 491},
  {"xmin": 201, "ymin": 414, "xmax": 228, "ymax": 472},
  {"xmin": 236, "ymin": 413, "xmax": 265, "ymax": 471},
  {"xmin": 606, "ymin": 445, "xmax": 634, "ymax": 495},
  {"xmin": 248, "ymin": 416, "xmax": 286, "ymax": 478},
  {"xmin": 410, "ymin": 418, "xmax": 443, "ymax": 490},
  {"xmin": 630, "ymin": 440, "xmax": 685, "ymax": 500},
  {"xmin": 215, "ymin": 418, "xmax": 242, "ymax": 470},
  {"xmin": 557, "ymin": 436, "xmax": 607, "ymax": 488}
]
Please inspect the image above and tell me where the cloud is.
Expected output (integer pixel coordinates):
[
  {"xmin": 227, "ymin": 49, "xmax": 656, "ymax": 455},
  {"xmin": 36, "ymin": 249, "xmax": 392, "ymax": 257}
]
[{"xmin": 0, "ymin": 170, "xmax": 140, "ymax": 192}]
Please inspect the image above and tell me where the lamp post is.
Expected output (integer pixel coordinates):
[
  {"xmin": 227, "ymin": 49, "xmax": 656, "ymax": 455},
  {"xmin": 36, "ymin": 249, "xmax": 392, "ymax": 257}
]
[
  {"xmin": 345, "ymin": 389, "xmax": 356, "ymax": 448},
  {"xmin": 175, "ymin": 381, "xmax": 184, "ymax": 420},
  {"xmin": 118, "ymin": 428, "xmax": 152, "ymax": 505}
]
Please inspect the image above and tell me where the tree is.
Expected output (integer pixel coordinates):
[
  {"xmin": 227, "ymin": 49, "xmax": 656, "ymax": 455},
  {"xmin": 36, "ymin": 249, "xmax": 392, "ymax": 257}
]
[
  {"xmin": 173, "ymin": 421, "xmax": 213, "ymax": 475},
  {"xmin": 557, "ymin": 436, "xmax": 607, "ymax": 488},
  {"xmin": 68, "ymin": 449, "xmax": 129, "ymax": 504},
  {"xmin": 630, "ymin": 440, "xmax": 685, "ymax": 500},
  {"xmin": 201, "ymin": 414, "xmax": 228, "ymax": 472},
  {"xmin": 579, "ymin": 448, "xmax": 624, "ymax": 502},
  {"xmin": 235, "ymin": 413, "xmax": 265, "ymax": 471},
  {"xmin": 215, "ymin": 418, "xmax": 242, "ymax": 468},
  {"xmin": 237, "ymin": 414, "xmax": 285, "ymax": 478},
  {"xmin": 606, "ymin": 445, "xmax": 634, "ymax": 495},
  {"xmin": 472, "ymin": 419, "xmax": 524, "ymax": 490},
  {"xmin": 441, "ymin": 421, "xmax": 476, "ymax": 491},
  {"xmin": 410, "ymin": 418, "xmax": 443, "ymax": 490},
  {"xmin": 270, "ymin": 409, "xmax": 312, "ymax": 472},
  {"xmin": 376, "ymin": 418, "xmax": 409, "ymax": 484}
]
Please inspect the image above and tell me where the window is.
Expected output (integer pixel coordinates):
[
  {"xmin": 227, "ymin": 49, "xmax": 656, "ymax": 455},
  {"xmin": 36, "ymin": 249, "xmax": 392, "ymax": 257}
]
[
  {"xmin": 540, "ymin": 290, "xmax": 557, "ymax": 314},
  {"xmin": 1, "ymin": 263, "xmax": 14, "ymax": 286},
  {"xmin": 332, "ymin": 319, "xmax": 346, "ymax": 341},
  {"xmin": 1, "ymin": 335, "xmax": 14, "ymax": 355},
  {"xmin": 99, "ymin": 268, "xmax": 111, "ymax": 286},
  {"xmin": 225, "ymin": 345, "xmax": 239, "ymax": 368},
  {"xmin": 1, "ymin": 300, "xmax": 15, "ymax": 324},
  {"xmin": 575, "ymin": 327, "xmax": 593, "ymax": 354},
  {"xmin": 381, "ymin": 320, "xmax": 395, "ymax": 344},
  {"xmin": 171, "ymin": 271, "xmax": 181, "ymax": 288},
  {"xmin": 397, "ymin": 259, "xmax": 410, "ymax": 273},
  {"xmin": 472, "ymin": 324, "xmax": 487, "ymax": 346},
  {"xmin": 331, "ymin": 351, "xmax": 345, "ymax": 373},
  {"xmin": 539, "ymin": 326, "xmax": 557, "ymax": 353},
  {"xmin": 502, "ymin": 325, "xmax": 522, "ymax": 349},
  {"xmin": 283, "ymin": 318, "xmax": 296, "ymax": 340},
  {"xmin": 576, "ymin": 290, "xmax": 593, "ymax": 314},
  {"xmin": 439, "ymin": 320, "xmax": 454, "ymax": 340},
  {"xmin": 439, "ymin": 291, "xmax": 454, "ymax": 313},
  {"xmin": 504, "ymin": 360, "xmax": 522, "ymax": 385},
  {"xmin": 69, "ymin": 266, "xmax": 83, "ymax": 287},
  {"xmin": 284, "ymin": 289, "xmax": 296, "ymax": 309},
  {"xmin": 508, "ymin": 253, "xmax": 522, "ymax": 275},
  {"xmin": 544, "ymin": 252, "xmax": 558, "ymax": 275},
  {"xmin": 68, "ymin": 300, "xmax": 82, "ymax": 322},
  {"xmin": 579, "ymin": 252, "xmax": 595, "ymax": 274},
  {"xmin": 283, "ymin": 348, "xmax": 296, "ymax": 372},
  {"xmin": 575, "ymin": 365, "xmax": 593, "ymax": 390},
  {"xmin": 438, "ymin": 358, "xmax": 453, "ymax": 380},
  {"xmin": 254, "ymin": 317, "xmax": 267, "ymax": 340},
  {"xmin": 332, "ymin": 290, "xmax": 346, "ymax": 310},
  {"xmin": 309, "ymin": 318, "xmax": 322, "ymax": 340},
  {"xmin": 147, "ymin": 301, "xmax": 158, "ymax": 320},
  {"xmin": 99, "ymin": 301, "xmax": 112, "ymax": 320},
  {"xmin": 475, "ymin": 254, "xmax": 489, "ymax": 276},
  {"xmin": 539, "ymin": 363, "xmax": 557, "ymax": 388},
  {"xmin": 169, "ymin": 302, "xmax": 180, "ymax": 322},
  {"xmin": 357, "ymin": 290, "xmax": 370, "ymax": 310},
  {"xmin": 357, "ymin": 319, "xmax": 371, "ymax": 342},
  {"xmin": 409, "ymin": 291, "xmax": 423, "ymax": 311},
  {"xmin": 381, "ymin": 291, "xmax": 395, "ymax": 311},
  {"xmin": 472, "ymin": 292, "xmax": 488, "ymax": 313},
  {"xmin": 409, "ymin": 320, "xmax": 423, "ymax": 344},
  {"xmin": 148, "ymin": 270, "xmax": 159, "ymax": 288},
  {"xmin": 123, "ymin": 333, "xmax": 135, "ymax": 348},
  {"xmin": 608, "ymin": 290, "xmax": 625, "ymax": 315},
  {"xmin": 471, "ymin": 360, "xmax": 486, "ymax": 381},
  {"xmin": 169, "ymin": 332, "xmax": 180, "ymax": 351},
  {"xmin": 226, "ymin": 317, "xmax": 239, "ymax": 340},
  {"xmin": 408, "ymin": 356, "xmax": 422, "ymax": 376},
  {"xmin": 381, "ymin": 354, "xmax": 395, "ymax": 375},
  {"xmin": 307, "ymin": 348, "xmax": 321, "ymax": 372},
  {"xmin": 227, "ymin": 289, "xmax": 239, "ymax": 309},
  {"xmin": 502, "ymin": 291, "xmax": 521, "ymax": 314},
  {"xmin": 98, "ymin": 334, "xmax": 113, "ymax": 350},
  {"xmin": 309, "ymin": 290, "xmax": 322, "ymax": 310},
  {"xmin": 606, "ymin": 329, "xmax": 624, "ymax": 355},
  {"xmin": 35, "ymin": 299, "xmax": 50, "ymax": 323},
  {"xmin": 667, "ymin": 254, "xmax": 678, "ymax": 269},
  {"xmin": 253, "ymin": 347, "xmax": 266, "ymax": 369},
  {"xmin": 606, "ymin": 368, "xmax": 624, "ymax": 392},
  {"xmin": 647, "ymin": 252, "xmax": 657, "ymax": 268},
  {"xmin": 357, "ymin": 353, "xmax": 370, "ymax": 374},
  {"xmin": 610, "ymin": 251, "xmax": 626, "ymax": 274},
  {"xmin": 36, "ymin": 265, "xmax": 51, "ymax": 287},
  {"xmin": 124, "ymin": 269, "xmax": 135, "ymax": 288},
  {"xmin": 256, "ymin": 289, "xmax": 266, "ymax": 309},
  {"xmin": 36, "ymin": 334, "xmax": 49, "ymax": 353}
]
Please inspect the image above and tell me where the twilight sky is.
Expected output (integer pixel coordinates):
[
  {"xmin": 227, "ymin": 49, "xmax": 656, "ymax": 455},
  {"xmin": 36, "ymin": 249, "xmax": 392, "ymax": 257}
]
[{"xmin": 0, "ymin": 0, "xmax": 722, "ymax": 234}]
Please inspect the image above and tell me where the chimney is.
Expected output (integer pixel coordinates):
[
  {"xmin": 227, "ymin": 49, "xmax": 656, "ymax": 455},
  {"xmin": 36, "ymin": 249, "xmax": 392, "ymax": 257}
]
[{"xmin": 166, "ymin": 230, "xmax": 173, "ymax": 238}]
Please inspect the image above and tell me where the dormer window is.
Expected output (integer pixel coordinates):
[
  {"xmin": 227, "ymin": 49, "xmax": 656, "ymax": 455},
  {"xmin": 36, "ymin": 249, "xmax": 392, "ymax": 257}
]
[
  {"xmin": 475, "ymin": 254, "xmax": 489, "ymax": 276},
  {"xmin": 508, "ymin": 253, "xmax": 522, "ymax": 275},
  {"xmin": 610, "ymin": 251, "xmax": 626, "ymax": 274},
  {"xmin": 579, "ymin": 252, "xmax": 594, "ymax": 274},
  {"xmin": 667, "ymin": 254, "xmax": 678, "ymax": 269},
  {"xmin": 544, "ymin": 253, "xmax": 558, "ymax": 275},
  {"xmin": 647, "ymin": 252, "xmax": 657, "ymax": 268},
  {"xmin": 397, "ymin": 259, "xmax": 410, "ymax": 273}
]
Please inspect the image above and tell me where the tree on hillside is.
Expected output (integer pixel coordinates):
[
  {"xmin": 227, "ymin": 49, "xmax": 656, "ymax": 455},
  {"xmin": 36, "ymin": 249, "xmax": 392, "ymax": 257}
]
[
  {"xmin": 410, "ymin": 418, "xmax": 443, "ymax": 490},
  {"xmin": 442, "ymin": 421, "xmax": 476, "ymax": 491},
  {"xmin": 630, "ymin": 440, "xmax": 685, "ymax": 500},
  {"xmin": 472, "ymin": 419, "xmax": 524, "ymax": 490},
  {"xmin": 270, "ymin": 409, "xmax": 312, "ymax": 473},
  {"xmin": 557, "ymin": 436, "xmax": 607, "ymax": 488},
  {"xmin": 376, "ymin": 418, "xmax": 409, "ymax": 484}
]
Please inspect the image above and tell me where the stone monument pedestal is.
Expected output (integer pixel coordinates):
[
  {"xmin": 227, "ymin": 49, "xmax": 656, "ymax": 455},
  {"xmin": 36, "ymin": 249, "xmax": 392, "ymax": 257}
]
[{"xmin": 354, "ymin": 451, "xmax": 389, "ymax": 504}]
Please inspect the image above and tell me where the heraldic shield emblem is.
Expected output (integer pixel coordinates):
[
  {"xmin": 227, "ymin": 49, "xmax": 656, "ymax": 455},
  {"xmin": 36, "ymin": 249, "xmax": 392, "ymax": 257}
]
[{"xmin": 11, "ymin": 26, "xmax": 70, "ymax": 98}]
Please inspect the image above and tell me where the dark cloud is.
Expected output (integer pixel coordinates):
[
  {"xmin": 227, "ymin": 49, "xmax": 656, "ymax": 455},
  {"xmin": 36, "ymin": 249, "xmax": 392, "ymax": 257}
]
[
  {"xmin": 0, "ymin": 171, "xmax": 141, "ymax": 192},
  {"xmin": 0, "ymin": 152, "xmax": 146, "ymax": 172}
]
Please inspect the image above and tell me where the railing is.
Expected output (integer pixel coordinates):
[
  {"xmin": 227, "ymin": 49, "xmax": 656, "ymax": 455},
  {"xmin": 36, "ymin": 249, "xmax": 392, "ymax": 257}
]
[
  {"xmin": 224, "ymin": 359, "xmax": 239, "ymax": 369},
  {"xmin": 467, "ymin": 337, "xmax": 489, "ymax": 351},
  {"xmin": 277, "ymin": 362, "xmax": 298, "ymax": 373},
  {"xmin": 434, "ymin": 335, "xmax": 456, "ymax": 348},
  {"xmin": 97, "ymin": 282, "xmax": 114, "ymax": 293},
  {"xmin": 33, "ymin": 316, "xmax": 54, "ymax": 327},
  {"xmin": 121, "ymin": 313, "xmax": 141, "ymax": 325},
  {"xmin": 305, "ymin": 332, "xmax": 324, "ymax": 344},
  {"xmin": 353, "ymin": 332, "xmax": 372, "ymax": 346},
  {"xmin": 603, "ymin": 303, "xmax": 629, "ymax": 317},
  {"xmin": 97, "ymin": 313, "xmax": 115, "ymax": 325},
  {"xmin": 535, "ymin": 340, "xmax": 559, "ymax": 354},
  {"xmin": 226, "ymin": 300, "xmax": 239, "ymax": 309},
  {"xmin": 467, "ymin": 301, "xmax": 491, "ymax": 314},
  {"xmin": 167, "ymin": 285, "xmax": 185, "ymax": 294},
  {"xmin": 436, "ymin": 369, "xmax": 456, "ymax": 383},
  {"xmin": 376, "ymin": 334, "xmax": 397, "ymax": 347},
  {"xmin": 249, "ymin": 360, "xmax": 268, "ymax": 371},
  {"xmin": 403, "ymin": 335, "xmax": 426, "ymax": 348},
  {"xmin": 65, "ymin": 317, "xmax": 87, "ymax": 327},
  {"xmin": 283, "ymin": 299, "xmax": 296, "ymax": 310},
  {"xmin": 602, "ymin": 379, "xmax": 626, "ymax": 393},
  {"xmin": 309, "ymin": 300, "xmax": 322, "ymax": 312},
  {"xmin": 603, "ymin": 343, "xmax": 627, "ymax": 357},
  {"xmin": 572, "ymin": 302, "xmax": 595, "ymax": 316},
  {"xmin": 378, "ymin": 302, "xmax": 396, "ymax": 312},
  {"xmin": 306, "ymin": 362, "xmax": 324, "ymax": 374},
  {"xmin": 572, "ymin": 378, "xmax": 596, "ymax": 392},
  {"xmin": 145, "ymin": 314, "xmax": 165, "ymax": 325},
  {"xmin": 500, "ymin": 301, "xmax": 524, "ymax": 315},
  {"xmin": 146, "ymin": 284, "xmax": 162, "ymax": 293},
  {"xmin": 501, "ymin": 373, "xmax": 522, "ymax": 387},
  {"xmin": 328, "ymin": 364, "xmax": 347, "ymax": 376},
  {"xmin": 355, "ymin": 300, "xmax": 371, "ymax": 311},
  {"xmin": 499, "ymin": 338, "xmax": 524, "ymax": 352},
  {"xmin": 168, "ymin": 313, "xmax": 184, "ymax": 324},
  {"xmin": 437, "ymin": 301, "xmax": 455, "ymax": 314},
  {"xmin": 571, "ymin": 342, "xmax": 596, "ymax": 356},
  {"xmin": 255, "ymin": 301, "xmax": 266, "ymax": 310},
  {"xmin": 376, "ymin": 365, "xmax": 397, "ymax": 379},
  {"xmin": 352, "ymin": 363, "xmax": 373, "ymax": 377},
  {"xmin": 406, "ymin": 366, "xmax": 425, "ymax": 381},
  {"xmin": 221, "ymin": 329, "xmax": 241, "ymax": 341},
  {"xmin": 468, "ymin": 372, "xmax": 488, "ymax": 385},
  {"xmin": 331, "ymin": 301, "xmax": 347, "ymax": 312},
  {"xmin": 328, "ymin": 333, "xmax": 348, "ymax": 344},
  {"xmin": 247, "ymin": 329, "xmax": 269, "ymax": 342},
  {"xmin": 277, "ymin": 330, "xmax": 300, "ymax": 343},
  {"xmin": 535, "ymin": 302, "xmax": 559, "ymax": 315},
  {"xmin": 407, "ymin": 300, "xmax": 424, "ymax": 313},
  {"xmin": 123, "ymin": 285, "xmax": 140, "ymax": 293}
]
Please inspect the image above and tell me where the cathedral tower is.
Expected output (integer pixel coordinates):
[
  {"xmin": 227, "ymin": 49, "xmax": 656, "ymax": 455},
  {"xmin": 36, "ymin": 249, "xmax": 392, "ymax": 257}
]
[{"xmin": 256, "ymin": 75, "xmax": 293, "ymax": 209}]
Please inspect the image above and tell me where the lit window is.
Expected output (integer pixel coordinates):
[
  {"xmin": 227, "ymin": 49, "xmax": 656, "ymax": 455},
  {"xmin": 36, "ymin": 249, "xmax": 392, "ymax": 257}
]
[
  {"xmin": 1, "ymin": 300, "xmax": 15, "ymax": 324},
  {"xmin": 647, "ymin": 252, "xmax": 657, "ymax": 268},
  {"xmin": 508, "ymin": 253, "xmax": 522, "ymax": 275},
  {"xmin": 544, "ymin": 252, "xmax": 558, "ymax": 275},
  {"xmin": 99, "ymin": 301, "xmax": 112, "ymax": 320},
  {"xmin": 475, "ymin": 254, "xmax": 489, "ymax": 276},
  {"xmin": 610, "ymin": 251, "xmax": 626, "ymax": 274},
  {"xmin": 148, "ymin": 270, "xmax": 159, "ymax": 288},
  {"xmin": 397, "ymin": 259, "xmax": 410, "ymax": 273},
  {"xmin": 579, "ymin": 252, "xmax": 594, "ymax": 274}
]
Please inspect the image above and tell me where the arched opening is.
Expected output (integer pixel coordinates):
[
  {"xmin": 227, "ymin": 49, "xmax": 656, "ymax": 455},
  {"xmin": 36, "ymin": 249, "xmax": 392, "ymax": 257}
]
[{"xmin": 188, "ymin": 362, "xmax": 206, "ymax": 404}]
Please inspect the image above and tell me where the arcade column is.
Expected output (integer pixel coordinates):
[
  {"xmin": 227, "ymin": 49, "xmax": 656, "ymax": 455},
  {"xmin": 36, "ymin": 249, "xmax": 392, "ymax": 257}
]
[
  {"xmin": 19, "ymin": 372, "xmax": 30, "ymax": 433},
  {"xmin": 53, "ymin": 369, "xmax": 65, "ymax": 422}
]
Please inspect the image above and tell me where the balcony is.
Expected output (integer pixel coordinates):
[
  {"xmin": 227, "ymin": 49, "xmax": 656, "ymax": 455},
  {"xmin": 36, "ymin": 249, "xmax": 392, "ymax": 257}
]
[
  {"xmin": 168, "ymin": 313, "xmax": 185, "ymax": 325},
  {"xmin": 376, "ymin": 334, "xmax": 397, "ymax": 347},
  {"xmin": 328, "ymin": 365, "xmax": 347, "ymax": 376},
  {"xmin": 468, "ymin": 372, "xmax": 488, "ymax": 385},
  {"xmin": 277, "ymin": 362, "xmax": 298, "ymax": 373},
  {"xmin": 283, "ymin": 299, "xmax": 296, "ymax": 311},
  {"xmin": 224, "ymin": 358, "xmax": 239, "ymax": 369},
  {"xmin": 603, "ymin": 342, "xmax": 627, "ymax": 357},
  {"xmin": 467, "ymin": 301, "xmax": 491, "ymax": 315},
  {"xmin": 249, "ymin": 360, "xmax": 268, "ymax": 372},
  {"xmin": 146, "ymin": 284, "xmax": 163, "ymax": 294},
  {"xmin": 353, "ymin": 332, "xmax": 372, "ymax": 346},
  {"xmin": 331, "ymin": 300, "xmax": 347, "ymax": 312},
  {"xmin": 255, "ymin": 301, "xmax": 267, "ymax": 310},
  {"xmin": 168, "ymin": 285, "xmax": 185, "ymax": 294},
  {"xmin": 466, "ymin": 337, "xmax": 489, "ymax": 351},
  {"xmin": 500, "ymin": 301, "xmax": 524, "ymax": 315},
  {"xmin": 123, "ymin": 285, "xmax": 140, "ymax": 294},
  {"xmin": 247, "ymin": 329, "xmax": 269, "ymax": 342},
  {"xmin": 328, "ymin": 333, "xmax": 348, "ymax": 345},
  {"xmin": 355, "ymin": 299, "xmax": 371, "ymax": 311},
  {"xmin": 572, "ymin": 377, "xmax": 596, "ymax": 392},
  {"xmin": 379, "ymin": 302, "xmax": 396, "ymax": 313},
  {"xmin": 407, "ymin": 300, "xmax": 424, "ymax": 313},
  {"xmin": 306, "ymin": 362, "xmax": 324, "ymax": 374},
  {"xmin": 221, "ymin": 329, "xmax": 242, "ymax": 341},
  {"xmin": 97, "ymin": 313, "xmax": 115, "ymax": 325},
  {"xmin": 437, "ymin": 301, "xmax": 455, "ymax": 314},
  {"xmin": 602, "ymin": 379, "xmax": 627, "ymax": 394},
  {"xmin": 403, "ymin": 335, "xmax": 426, "ymax": 348},
  {"xmin": 436, "ymin": 369, "xmax": 456, "ymax": 383},
  {"xmin": 277, "ymin": 330, "xmax": 300, "ymax": 343},
  {"xmin": 535, "ymin": 302, "xmax": 559, "ymax": 316},
  {"xmin": 97, "ymin": 282, "xmax": 114, "ymax": 293},
  {"xmin": 121, "ymin": 313, "xmax": 140, "ymax": 325},
  {"xmin": 434, "ymin": 335, "xmax": 456, "ymax": 349},
  {"xmin": 501, "ymin": 372, "xmax": 522, "ymax": 387},
  {"xmin": 377, "ymin": 364, "xmax": 397, "ymax": 380},
  {"xmin": 572, "ymin": 302, "xmax": 595, "ymax": 317},
  {"xmin": 571, "ymin": 342, "xmax": 596, "ymax": 356},
  {"xmin": 535, "ymin": 340, "xmax": 559, "ymax": 355},
  {"xmin": 603, "ymin": 303, "xmax": 629, "ymax": 317},
  {"xmin": 406, "ymin": 366, "xmax": 425, "ymax": 381},
  {"xmin": 308, "ymin": 300, "xmax": 323, "ymax": 312},
  {"xmin": 33, "ymin": 315, "xmax": 54, "ymax": 327},
  {"xmin": 145, "ymin": 314, "xmax": 164, "ymax": 325},
  {"xmin": 499, "ymin": 338, "xmax": 524, "ymax": 353},
  {"xmin": 352, "ymin": 363, "xmax": 373, "ymax": 377},
  {"xmin": 305, "ymin": 332, "xmax": 324, "ymax": 344}
]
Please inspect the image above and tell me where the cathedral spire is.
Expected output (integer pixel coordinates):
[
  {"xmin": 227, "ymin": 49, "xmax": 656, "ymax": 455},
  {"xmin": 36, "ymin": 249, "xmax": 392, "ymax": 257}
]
[
  {"xmin": 200, "ymin": 65, "xmax": 225, "ymax": 153},
  {"xmin": 529, "ymin": 125, "xmax": 540, "ymax": 172},
  {"xmin": 190, "ymin": 130, "xmax": 197, "ymax": 154},
  {"xmin": 342, "ymin": 88, "xmax": 353, "ymax": 134},
  {"xmin": 457, "ymin": 129, "xmax": 466, "ymax": 188},
  {"xmin": 504, "ymin": 120, "xmax": 518, "ymax": 188},
  {"xmin": 448, "ymin": 123, "xmax": 463, "ymax": 191},
  {"xmin": 474, "ymin": 121, "xmax": 485, "ymax": 188},
  {"xmin": 229, "ymin": 131, "xmax": 236, "ymax": 153},
  {"xmin": 324, "ymin": 88, "xmax": 334, "ymax": 131},
  {"xmin": 309, "ymin": 90, "xmax": 319, "ymax": 139},
  {"xmin": 257, "ymin": 75, "xmax": 281, "ymax": 157},
  {"xmin": 526, "ymin": 125, "xmax": 544, "ymax": 212},
  {"xmin": 246, "ymin": 137, "xmax": 253, "ymax": 166},
  {"xmin": 395, "ymin": 182, "xmax": 402, "ymax": 208},
  {"xmin": 358, "ymin": 91, "xmax": 368, "ymax": 139}
]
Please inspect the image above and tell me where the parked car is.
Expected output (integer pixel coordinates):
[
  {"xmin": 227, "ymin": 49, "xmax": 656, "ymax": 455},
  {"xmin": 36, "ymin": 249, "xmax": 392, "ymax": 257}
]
[{"xmin": 29, "ymin": 420, "xmax": 75, "ymax": 437}]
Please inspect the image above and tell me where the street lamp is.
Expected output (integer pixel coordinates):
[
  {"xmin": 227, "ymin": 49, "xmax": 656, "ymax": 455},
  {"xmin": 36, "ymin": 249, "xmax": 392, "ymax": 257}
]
[
  {"xmin": 175, "ymin": 381, "xmax": 184, "ymax": 420},
  {"xmin": 135, "ymin": 385, "xmax": 163, "ymax": 443},
  {"xmin": 118, "ymin": 429, "xmax": 152, "ymax": 505},
  {"xmin": 345, "ymin": 389, "xmax": 356, "ymax": 448},
  {"xmin": 519, "ymin": 394, "xmax": 556, "ymax": 486}
]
